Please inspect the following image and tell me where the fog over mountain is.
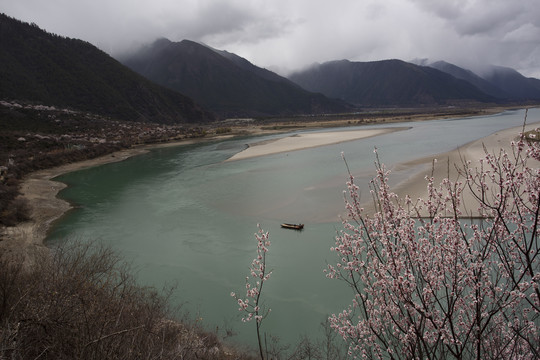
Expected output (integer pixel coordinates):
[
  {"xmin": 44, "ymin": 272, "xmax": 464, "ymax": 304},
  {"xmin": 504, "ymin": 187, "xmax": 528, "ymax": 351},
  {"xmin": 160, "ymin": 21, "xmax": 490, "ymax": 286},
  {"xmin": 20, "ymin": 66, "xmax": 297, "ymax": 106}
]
[
  {"xmin": 288, "ymin": 59, "xmax": 498, "ymax": 107},
  {"xmin": 122, "ymin": 35, "xmax": 539, "ymax": 110},
  {"xmin": 413, "ymin": 59, "xmax": 540, "ymax": 101},
  {"xmin": 3, "ymin": 0, "xmax": 540, "ymax": 78},
  {"xmin": 120, "ymin": 38, "xmax": 352, "ymax": 117}
]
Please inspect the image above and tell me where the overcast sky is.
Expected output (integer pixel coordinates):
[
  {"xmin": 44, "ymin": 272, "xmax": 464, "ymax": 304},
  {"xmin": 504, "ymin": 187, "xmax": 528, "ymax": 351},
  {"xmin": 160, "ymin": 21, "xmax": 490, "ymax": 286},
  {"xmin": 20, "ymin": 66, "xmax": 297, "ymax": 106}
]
[{"xmin": 2, "ymin": 0, "xmax": 540, "ymax": 77}]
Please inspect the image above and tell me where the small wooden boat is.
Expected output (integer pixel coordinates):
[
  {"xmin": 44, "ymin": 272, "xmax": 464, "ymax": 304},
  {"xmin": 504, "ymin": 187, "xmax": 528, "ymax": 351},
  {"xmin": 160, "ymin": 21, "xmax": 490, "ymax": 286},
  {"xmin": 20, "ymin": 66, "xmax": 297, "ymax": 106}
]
[{"xmin": 281, "ymin": 223, "xmax": 304, "ymax": 230}]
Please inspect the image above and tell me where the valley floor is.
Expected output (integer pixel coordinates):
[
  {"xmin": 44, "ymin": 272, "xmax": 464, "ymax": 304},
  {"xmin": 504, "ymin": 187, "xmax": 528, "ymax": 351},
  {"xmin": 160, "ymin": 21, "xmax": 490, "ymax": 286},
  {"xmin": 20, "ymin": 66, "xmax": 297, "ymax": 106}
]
[{"xmin": 1, "ymin": 105, "xmax": 537, "ymax": 267}]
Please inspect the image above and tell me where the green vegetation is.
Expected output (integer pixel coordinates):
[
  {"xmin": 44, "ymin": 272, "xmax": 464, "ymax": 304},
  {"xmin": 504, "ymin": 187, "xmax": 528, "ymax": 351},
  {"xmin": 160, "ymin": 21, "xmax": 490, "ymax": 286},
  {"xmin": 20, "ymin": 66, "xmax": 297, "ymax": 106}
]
[
  {"xmin": 216, "ymin": 127, "xmax": 233, "ymax": 134},
  {"xmin": 0, "ymin": 13, "xmax": 216, "ymax": 124}
]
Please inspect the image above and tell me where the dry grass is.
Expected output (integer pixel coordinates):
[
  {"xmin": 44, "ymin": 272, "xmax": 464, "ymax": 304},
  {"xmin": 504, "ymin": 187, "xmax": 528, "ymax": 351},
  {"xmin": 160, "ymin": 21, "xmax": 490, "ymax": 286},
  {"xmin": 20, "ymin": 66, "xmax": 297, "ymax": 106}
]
[{"xmin": 0, "ymin": 240, "xmax": 254, "ymax": 359}]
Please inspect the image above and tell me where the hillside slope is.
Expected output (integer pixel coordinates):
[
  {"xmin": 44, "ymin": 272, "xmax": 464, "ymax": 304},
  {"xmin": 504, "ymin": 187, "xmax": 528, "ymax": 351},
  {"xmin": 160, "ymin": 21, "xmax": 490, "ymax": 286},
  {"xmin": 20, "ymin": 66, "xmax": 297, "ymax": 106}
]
[
  {"xmin": 289, "ymin": 59, "xmax": 496, "ymax": 107},
  {"xmin": 418, "ymin": 60, "xmax": 540, "ymax": 101},
  {"xmin": 427, "ymin": 61, "xmax": 510, "ymax": 100},
  {"xmin": 120, "ymin": 39, "xmax": 352, "ymax": 117},
  {"xmin": 0, "ymin": 14, "xmax": 215, "ymax": 124},
  {"xmin": 480, "ymin": 65, "xmax": 540, "ymax": 100}
]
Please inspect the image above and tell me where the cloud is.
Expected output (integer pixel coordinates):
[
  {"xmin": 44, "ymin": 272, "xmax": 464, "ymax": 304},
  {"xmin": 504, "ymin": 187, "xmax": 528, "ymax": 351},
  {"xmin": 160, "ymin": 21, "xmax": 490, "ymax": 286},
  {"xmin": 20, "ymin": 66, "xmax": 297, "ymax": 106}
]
[
  {"xmin": 195, "ymin": 4, "xmax": 296, "ymax": 46},
  {"xmin": 2, "ymin": 0, "xmax": 540, "ymax": 77},
  {"xmin": 386, "ymin": 0, "xmax": 540, "ymax": 77},
  {"xmin": 411, "ymin": 0, "xmax": 540, "ymax": 39}
]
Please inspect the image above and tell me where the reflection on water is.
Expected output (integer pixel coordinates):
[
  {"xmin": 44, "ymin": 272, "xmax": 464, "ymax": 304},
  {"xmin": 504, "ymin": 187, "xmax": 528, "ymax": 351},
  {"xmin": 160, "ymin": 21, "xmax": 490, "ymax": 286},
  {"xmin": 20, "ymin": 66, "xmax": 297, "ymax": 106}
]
[{"xmin": 47, "ymin": 108, "xmax": 538, "ymax": 349}]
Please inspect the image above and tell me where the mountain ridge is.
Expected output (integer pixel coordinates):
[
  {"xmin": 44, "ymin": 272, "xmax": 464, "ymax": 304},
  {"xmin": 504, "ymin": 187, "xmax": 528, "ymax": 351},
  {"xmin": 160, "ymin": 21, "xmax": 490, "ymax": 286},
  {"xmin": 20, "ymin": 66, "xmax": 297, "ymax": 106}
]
[
  {"xmin": 119, "ymin": 39, "xmax": 353, "ymax": 117},
  {"xmin": 3, "ymin": 12, "xmax": 540, "ymax": 124},
  {"xmin": 288, "ymin": 59, "xmax": 498, "ymax": 107},
  {"xmin": 0, "ymin": 14, "xmax": 216, "ymax": 124},
  {"xmin": 413, "ymin": 59, "xmax": 540, "ymax": 101},
  {"xmin": 480, "ymin": 65, "xmax": 540, "ymax": 100},
  {"xmin": 427, "ymin": 61, "xmax": 510, "ymax": 99}
]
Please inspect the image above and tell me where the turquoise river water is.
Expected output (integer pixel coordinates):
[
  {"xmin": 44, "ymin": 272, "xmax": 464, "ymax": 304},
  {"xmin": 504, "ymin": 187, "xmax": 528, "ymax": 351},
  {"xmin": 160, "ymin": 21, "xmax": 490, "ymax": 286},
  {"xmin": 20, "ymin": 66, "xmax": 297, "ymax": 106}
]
[{"xmin": 47, "ymin": 108, "xmax": 539, "ymax": 350}]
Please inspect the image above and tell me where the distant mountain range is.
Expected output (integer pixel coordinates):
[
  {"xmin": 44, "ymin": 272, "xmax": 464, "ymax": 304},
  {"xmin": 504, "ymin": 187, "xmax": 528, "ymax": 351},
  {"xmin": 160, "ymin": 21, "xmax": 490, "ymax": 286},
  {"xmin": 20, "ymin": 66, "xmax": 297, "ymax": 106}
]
[
  {"xmin": 414, "ymin": 59, "xmax": 540, "ymax": 101},
  {"xmin": 0, "ymin": 13, "xmax": 215, "ymax": 124},
  {"xmin": 119, "ymin": 39, "xmax": 351, "ymax": 117},
  {"xmin": 289, "ymin": 59, "xmax": 540, "ymax": 107},
  {"xmin": 477, "ymin": 65, "xmax": 540, "ymax": 100},
  {"xmin": 2, "ymin": 13, "xmax": 540, "ymax": 126}
]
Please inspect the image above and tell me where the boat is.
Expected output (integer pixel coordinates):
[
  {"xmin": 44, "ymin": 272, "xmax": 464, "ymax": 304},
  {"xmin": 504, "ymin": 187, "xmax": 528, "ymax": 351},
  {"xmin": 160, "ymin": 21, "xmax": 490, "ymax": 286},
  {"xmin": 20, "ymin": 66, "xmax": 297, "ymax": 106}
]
[{"xmin": 281, "ymin": 223, "xmax": 304, "ymax": 230}]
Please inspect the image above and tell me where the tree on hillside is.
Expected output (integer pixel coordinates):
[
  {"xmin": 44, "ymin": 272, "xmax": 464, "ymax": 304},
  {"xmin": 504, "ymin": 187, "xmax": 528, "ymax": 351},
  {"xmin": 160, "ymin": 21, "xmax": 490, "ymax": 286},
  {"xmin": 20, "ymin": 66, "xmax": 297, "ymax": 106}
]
[{"xmin": 327, "ymin": 127, "xmax": 539, "ymax": 358}]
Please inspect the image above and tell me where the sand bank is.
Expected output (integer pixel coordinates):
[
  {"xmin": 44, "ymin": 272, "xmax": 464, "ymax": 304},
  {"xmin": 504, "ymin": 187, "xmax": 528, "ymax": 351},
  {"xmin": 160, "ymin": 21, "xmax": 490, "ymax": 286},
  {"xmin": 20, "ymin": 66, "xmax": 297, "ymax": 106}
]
[
  {"xmin": 376, "ymin": 122, "xmax": 540, "ymax": 217},
  {"xmin": 226, "ymin": 127, "xmax": 407, "ymax": 161}
]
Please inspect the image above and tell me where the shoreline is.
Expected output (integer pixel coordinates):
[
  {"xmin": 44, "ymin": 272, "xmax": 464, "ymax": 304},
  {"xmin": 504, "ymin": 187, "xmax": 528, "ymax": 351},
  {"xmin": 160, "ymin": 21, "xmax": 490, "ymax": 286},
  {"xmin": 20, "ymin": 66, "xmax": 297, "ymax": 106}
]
[
  {"xmin": 369, "ymin": 121, "xmax": 540, "ymax": 217},
  {"xmin": 0, "ymin": 148, "xmax": 148, "ymax": 267},
  {"xmin": 0, "ymin": 107, "xmax": 536, "ymax": 266},
  {"xmin": 0, "ymin": 138, "xmax": 228, "ymax": 267}
]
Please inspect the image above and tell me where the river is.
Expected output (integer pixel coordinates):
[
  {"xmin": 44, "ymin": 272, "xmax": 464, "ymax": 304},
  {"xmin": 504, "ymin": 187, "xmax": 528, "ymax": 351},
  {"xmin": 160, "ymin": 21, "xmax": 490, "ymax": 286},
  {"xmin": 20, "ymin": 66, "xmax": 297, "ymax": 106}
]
[{"xmin": 46, "ymin": 108, "xmax": 538, "ymax": 350}]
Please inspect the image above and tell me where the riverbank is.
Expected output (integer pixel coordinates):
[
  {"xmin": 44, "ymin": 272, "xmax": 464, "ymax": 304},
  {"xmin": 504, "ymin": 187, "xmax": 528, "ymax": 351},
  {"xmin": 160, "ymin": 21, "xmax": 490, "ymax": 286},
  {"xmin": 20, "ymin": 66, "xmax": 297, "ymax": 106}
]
[
  {"xmin": 0, "ymin": 148, "xmax": 144, "ymax": 267},
  {"xmin": 0, "ymin": 106, "xmax": 536, "ymax": 267},
  {"xmin": 0, "ymin": 138, "xmax": 227, "ymax": 267},
  {"xmin": 1, "ymin": 126, "xmax": 404, "ymax": 267},
  {"xmin": 377, "ymin": 121, "xmax": 540, "ymax": 217}
]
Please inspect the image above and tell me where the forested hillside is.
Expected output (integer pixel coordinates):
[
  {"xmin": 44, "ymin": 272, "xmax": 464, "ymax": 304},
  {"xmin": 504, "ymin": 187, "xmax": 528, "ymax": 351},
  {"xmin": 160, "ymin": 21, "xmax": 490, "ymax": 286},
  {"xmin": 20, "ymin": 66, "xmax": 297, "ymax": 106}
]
[
  {"xmin": 0, "ymin": 14, "xmax": 215, "ymax": 124},
  {"xmin": 289, "ymin": 59, "xmax": 496, "ymax": 107},
  {"xmin": 121, "ymin": 39, "xmax": 352, "ymax": 117}
]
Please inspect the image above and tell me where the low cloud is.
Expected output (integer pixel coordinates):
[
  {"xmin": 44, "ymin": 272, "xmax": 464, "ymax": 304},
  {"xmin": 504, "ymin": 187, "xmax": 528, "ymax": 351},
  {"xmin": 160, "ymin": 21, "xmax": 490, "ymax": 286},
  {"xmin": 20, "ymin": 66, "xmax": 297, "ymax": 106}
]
[{"xmin": 3, "ymin": 0, "xmax": 540, "ymax": 77}]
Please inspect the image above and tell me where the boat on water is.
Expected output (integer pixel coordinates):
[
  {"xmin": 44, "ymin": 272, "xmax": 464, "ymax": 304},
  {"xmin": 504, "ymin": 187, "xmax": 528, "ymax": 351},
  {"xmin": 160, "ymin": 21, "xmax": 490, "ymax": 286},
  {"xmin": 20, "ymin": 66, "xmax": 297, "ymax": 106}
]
[{"xmin": 281, "ymin": 223, "xmax": 304, "ymax": 230}]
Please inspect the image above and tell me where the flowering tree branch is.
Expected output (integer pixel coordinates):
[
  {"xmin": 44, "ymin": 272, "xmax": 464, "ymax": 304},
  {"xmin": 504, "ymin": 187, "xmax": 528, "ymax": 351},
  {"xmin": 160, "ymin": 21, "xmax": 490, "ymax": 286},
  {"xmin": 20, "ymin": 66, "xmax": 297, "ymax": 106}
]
[
  {"xmin": 327, "ymin": 126, "xmax": 539, "ymax": 359},
  {"xmin": 232, "ymin": 225, "xmax": 272, "ymax": 360}
]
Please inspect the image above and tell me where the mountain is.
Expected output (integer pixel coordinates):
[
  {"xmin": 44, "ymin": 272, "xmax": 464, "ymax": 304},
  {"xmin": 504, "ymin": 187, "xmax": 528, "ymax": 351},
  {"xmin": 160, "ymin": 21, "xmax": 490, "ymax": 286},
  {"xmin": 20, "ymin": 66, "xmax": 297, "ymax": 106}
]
[
  {"xmin": 427, "ymin": 61, "xmax": 510, "ymax": 99},
  {"xmin": 210, "ymin": 48, "xmax": 286, "ymax": 83},
  {"xmin": 416, "ymin": 60, "xmax": 540, "ymax": 101},
  {"xmin": 0, "ymin": 14, "xmax": 215, "ymax": 124},
  {"xmin": 479, "ymin": 65, "xmax": 540, "ymax": 101},
  {"xmin": 120, "ymin": 39, "xmax": 351, "ymax": 117},
  {"xmin": 288, "ymin": 59, "xmax": 496, "ymax": 107}
]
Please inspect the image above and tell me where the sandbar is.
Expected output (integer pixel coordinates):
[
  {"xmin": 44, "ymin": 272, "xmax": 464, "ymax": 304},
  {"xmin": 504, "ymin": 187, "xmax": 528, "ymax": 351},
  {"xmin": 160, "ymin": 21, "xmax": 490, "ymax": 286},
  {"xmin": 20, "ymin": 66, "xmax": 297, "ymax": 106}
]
[
  {"xmin": 375, "ymin": 121, "xmax": 540, "ymax": 217},
  {"xmin": 226, "ymin": 128, "xmax": 406, "ymax": 161}
]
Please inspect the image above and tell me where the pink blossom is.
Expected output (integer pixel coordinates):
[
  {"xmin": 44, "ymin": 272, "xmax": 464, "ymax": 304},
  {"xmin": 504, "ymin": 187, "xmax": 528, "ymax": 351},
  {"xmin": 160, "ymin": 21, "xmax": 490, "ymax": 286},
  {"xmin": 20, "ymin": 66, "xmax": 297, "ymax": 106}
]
[
  {"xmin": 231, "ymin": 225, "xmax": 272, "ymax": 359},
  {"xmin": 330, "ymin": 132, "xmax": 540, "ymax": 359}
]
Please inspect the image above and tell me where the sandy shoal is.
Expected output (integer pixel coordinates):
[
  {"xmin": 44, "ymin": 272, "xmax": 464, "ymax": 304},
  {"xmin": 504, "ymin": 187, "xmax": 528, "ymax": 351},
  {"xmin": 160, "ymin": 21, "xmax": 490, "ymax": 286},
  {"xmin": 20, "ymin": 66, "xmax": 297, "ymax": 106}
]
[
  {"xmin": 371, "ymin": 122, "xmax": 540, "ymax": 217},
  {"xmin": 226, "ymin": 127, "xmax": 407, "ymax": 161}
]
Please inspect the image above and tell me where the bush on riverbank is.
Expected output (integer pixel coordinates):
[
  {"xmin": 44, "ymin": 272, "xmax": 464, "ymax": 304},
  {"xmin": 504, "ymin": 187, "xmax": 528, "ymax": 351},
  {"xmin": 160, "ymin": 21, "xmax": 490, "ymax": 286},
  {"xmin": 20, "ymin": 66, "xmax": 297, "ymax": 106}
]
[
  {"xmin": 0, "ymin": 240, "xmax": 254, "ymax": 359},
  {"xmin": 0, "ymin": 180, "xmax": 31, "ymax": 227}
]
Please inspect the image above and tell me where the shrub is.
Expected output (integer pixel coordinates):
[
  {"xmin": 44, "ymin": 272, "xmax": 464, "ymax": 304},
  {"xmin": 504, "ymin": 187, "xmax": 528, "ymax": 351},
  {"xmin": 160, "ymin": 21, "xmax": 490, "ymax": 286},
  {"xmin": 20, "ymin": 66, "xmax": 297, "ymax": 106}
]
[
  {"xmin": 216, "ymin": 127, "xmax": 232, "ymax": 134},
  {"xmin": 0, "ymin": 183, "xmax": 29, "ymax": 227},
  {"xmin": 0, "ymin": 240, "xmax": 252, "ymax": 359}
]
